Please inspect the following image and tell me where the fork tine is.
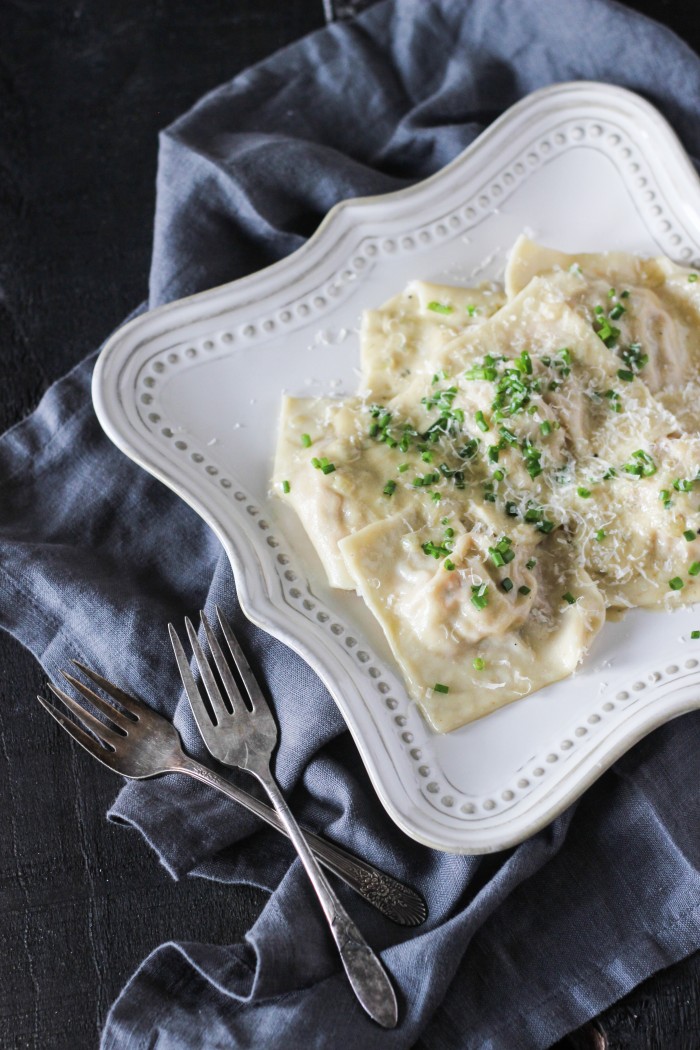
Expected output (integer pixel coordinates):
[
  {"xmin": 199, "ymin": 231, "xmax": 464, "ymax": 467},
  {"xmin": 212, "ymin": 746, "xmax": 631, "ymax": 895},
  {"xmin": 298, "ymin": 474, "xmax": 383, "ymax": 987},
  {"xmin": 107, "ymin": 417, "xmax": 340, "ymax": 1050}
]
[
  {"xmin": 214, "ymin": 606, "xmax": 268, "ymax": 712},
  {"xmin": 60, "ymin": 670, "xmax": 134, "ymax": 732},
  {"xmin": 71, "ymin": 661, "xmax": 151, "ymax": 718},
  {"xmin": 184, "ymin": 616, "xmax": 231, "ymax": 723},
  {"xmin": 45, "ymin": 682, "xmax": 124, "ymax": 747},
  {"xmin": 169, "ymin": 622, "xmax": 218, "ymax": 735},
  {"xmin": 200, "ymin": 611, "xmax": 248, "ymax": 712},
  {"xmin": 37, "ymin": 693, "xmax": 113, "ymax": 758}
]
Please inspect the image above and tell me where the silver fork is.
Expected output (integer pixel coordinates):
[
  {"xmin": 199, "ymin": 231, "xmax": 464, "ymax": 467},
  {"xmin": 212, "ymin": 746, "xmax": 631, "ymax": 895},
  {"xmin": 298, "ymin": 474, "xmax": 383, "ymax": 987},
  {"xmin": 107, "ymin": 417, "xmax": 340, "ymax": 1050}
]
[
  {"xmin": 169, "ymin": 608, "xmax": 399, "ymax": 1029},
  {"xmin": 37, "ymin": 666, "xmax": 427, "ymax": 931}
]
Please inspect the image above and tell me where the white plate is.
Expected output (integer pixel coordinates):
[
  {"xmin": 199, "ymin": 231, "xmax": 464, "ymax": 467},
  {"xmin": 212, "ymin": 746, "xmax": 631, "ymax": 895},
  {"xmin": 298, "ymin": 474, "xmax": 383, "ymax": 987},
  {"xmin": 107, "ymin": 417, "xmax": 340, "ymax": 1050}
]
[{"xmin": 93, "ymin": 82, "xmax": 700, "ymax": 854}]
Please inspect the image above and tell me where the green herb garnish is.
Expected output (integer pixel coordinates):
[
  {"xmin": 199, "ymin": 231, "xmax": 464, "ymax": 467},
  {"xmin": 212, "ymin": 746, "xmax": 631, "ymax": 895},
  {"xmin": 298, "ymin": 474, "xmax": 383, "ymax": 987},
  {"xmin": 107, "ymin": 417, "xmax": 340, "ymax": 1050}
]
[{"xmin": 471, "ymin": 583, "xmax": 489, "ymax": 610}]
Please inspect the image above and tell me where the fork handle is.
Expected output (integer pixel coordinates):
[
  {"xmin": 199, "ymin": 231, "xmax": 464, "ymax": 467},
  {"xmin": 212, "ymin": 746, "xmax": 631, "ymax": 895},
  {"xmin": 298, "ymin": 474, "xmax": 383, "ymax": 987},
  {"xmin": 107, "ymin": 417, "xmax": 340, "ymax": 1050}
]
[
  {"xmin": 176, "ymin": 756, "xmax": 426, "ymax": 928},
  {"xmin": 253, "ymin": 766, "xmax": 398, "ymax": 1029}
]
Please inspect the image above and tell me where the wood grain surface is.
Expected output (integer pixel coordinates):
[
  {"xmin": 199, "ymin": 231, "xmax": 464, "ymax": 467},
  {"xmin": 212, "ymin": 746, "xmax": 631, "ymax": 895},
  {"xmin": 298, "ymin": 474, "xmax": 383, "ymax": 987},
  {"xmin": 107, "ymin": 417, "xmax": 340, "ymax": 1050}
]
[{"xmin": 0, "ymin": 2, "xmax": 698, "ymax": 1048}]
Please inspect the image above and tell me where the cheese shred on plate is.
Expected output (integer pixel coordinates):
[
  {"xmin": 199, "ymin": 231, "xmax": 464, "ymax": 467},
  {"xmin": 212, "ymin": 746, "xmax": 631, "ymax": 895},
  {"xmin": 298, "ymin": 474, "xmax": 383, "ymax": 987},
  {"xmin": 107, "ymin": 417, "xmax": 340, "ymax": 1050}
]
[{"xmin": 272, "ymin": 238, "xmax": 700, "ymax": 733}]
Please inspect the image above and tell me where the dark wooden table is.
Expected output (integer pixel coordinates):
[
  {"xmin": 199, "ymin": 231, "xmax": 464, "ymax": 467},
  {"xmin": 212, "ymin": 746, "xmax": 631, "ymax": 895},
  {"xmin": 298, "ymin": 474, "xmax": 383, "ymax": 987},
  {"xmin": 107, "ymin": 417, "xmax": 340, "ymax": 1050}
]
[{"xmin": 1, "ymin": 2, "xmax": 699, "ymax": 1047}]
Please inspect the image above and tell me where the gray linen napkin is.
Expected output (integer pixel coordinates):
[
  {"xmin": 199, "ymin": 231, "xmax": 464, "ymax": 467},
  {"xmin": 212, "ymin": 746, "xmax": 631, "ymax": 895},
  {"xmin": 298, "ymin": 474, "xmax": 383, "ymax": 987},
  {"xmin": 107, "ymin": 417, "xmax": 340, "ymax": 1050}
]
[{"xmin": 2, "ymin": 1, "xmax": 700, "ymax": 1047}]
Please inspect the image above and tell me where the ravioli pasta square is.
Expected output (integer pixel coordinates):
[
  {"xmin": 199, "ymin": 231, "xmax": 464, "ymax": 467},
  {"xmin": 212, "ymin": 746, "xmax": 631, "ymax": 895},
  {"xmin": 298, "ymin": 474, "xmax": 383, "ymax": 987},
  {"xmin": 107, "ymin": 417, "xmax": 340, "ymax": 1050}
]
[
  {"xmin": 273, "ymin": 240, "xmax": 700, "ymax": 733},
  {"xmin": 360, "ymin": 279, "xmax": 505, "ymax": 400}
]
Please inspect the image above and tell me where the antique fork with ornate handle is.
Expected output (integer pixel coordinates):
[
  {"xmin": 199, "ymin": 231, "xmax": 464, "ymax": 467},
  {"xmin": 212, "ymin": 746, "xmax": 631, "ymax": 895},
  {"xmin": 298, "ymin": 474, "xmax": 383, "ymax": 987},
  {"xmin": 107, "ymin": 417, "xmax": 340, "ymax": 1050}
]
[
  {"xmin": 37, "ymin": 665, "xmax": 427, "ymax": 939},
  {"xmin": 169, "ymin": 607, "xmax": 399, "ymax": 1028}
]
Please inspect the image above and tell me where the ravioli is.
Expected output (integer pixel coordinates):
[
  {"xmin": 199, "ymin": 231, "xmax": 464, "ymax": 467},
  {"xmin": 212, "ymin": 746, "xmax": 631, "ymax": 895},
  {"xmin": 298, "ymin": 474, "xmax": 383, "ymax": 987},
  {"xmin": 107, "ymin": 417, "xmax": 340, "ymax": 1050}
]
[
  {"xmin": 340, "ymin": 512, "xmax": 604, "ymax": 733},
  {"xmin": 273, "ymin": 241, "xmax": 700, "ymax": 734},
  {"xmin": 505, "ymin": 236, "xmax": 700, "ymax": 428},
  {"xmin": 360, "ymin": 279, "xmax": 504, "ymax": 400}
]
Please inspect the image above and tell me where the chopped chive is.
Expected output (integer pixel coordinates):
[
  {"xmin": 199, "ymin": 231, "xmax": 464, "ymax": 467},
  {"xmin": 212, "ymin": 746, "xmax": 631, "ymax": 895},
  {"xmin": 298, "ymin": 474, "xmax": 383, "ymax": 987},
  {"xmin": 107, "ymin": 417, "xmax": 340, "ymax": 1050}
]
[
  {"xmin": 669, "ymin": 576, "xmax": 685, "ymax": 590},
  {"xmin": 471, "ymin": 583, "xmax": 489, "ymax": 610},
  {"xmin": 421, "ymin": 450, "xmax": 434, "ymax": 463},
  {"xmin": 312, "ymin": 456, "xmax": 336, "ymax": 475},
  {"xmin": 422, "ymin": 540, "xmax": 450, "ymax": 559},
  {"xmin": 475, "ymin": 410, "xmax": 490, "ymax": 432},
  {"xmin": 472, "ymin": 657, "xmax": 485, "ymax": 671},
  {"xmin": 428, "ymin": 301, "xmax": 454, "ymax": 315},
  {"xmin": 692, "ymin": 630, "xmax": 700, "ymax": 639},
  {"xmin": 673, "ymin": 478, "xmax": 694, "ymax": 492},
  {"xmin": 577, "ymin": 487, "xmax": 592, "ymax": 499},
  {"xmin": 526, "ymin": 558, "xmax": 537, "ymax": 570},
  {"xmin": 604, "ymin": 389, "xmax": 622, "ymax": 413},
  {"xmin": 518, "ymin": 585, "xmax": 531, "ymax": 596},
  {"xmin": 540, "ymin": 420, "xmax": 552, "ymax": 436},
  {"xmin": 459, "ymin": 438, "xmax": 480, "ymax": 460},
  {"xmin": 466, "ymin": 305, "xmax": 477, "ymax": 317},
  {"xmin": 383, "ymin": 480, "xmax": 396, "ymax": 496},
  {"xmin": 595, "ymin": 529, "xmax": 607, "ymax": 541},
  {"xmin": 690, "ymin": 562, "xmax": 700, "ymax": 577},
  {"xmin": 434, "ymin": 682, "xmax": 449, "ymax": 694},
  {"xmin": 431, "ymin": 492, "xmax": 441, "ymax": 502},
  {"xmin": 398, "ymin": 463, "xmax": 409, "ymax": 473},
  {"xmin": 609, "ymin": 303, "xmax": 626, "ymax": 320},
  {"xmin": 684, "ymin": 529, "xmax": 696, "ymax": 542},
  {"xmin": 501, "ymin": 577, "xmax": 514, "ymax": 592},
  {"xmin": 563, "ymin": 591, "xmax": 576, "ymax": 604},
  {"xmin": 621, "ymin": 290, "xmax": 630, "ymax": 298},
  {"xmin": 444, "ymin": 559, "xmax": 455, "ymax": 571},
  {"xmin": 617, "ymin": 368, "xmax": 634, "ymax": 382},
  {"xmin": 689, "ymin": 274, "xmax": 698, "ymax": 283},
  {"xmin": 659, "ymin": 489, "xmax": 670, "ymax": 502},
  {"xmin": 281, "ymin": 480, "xmax": 290, "ymax": 494},
  {"xmin": 493, "ymin": 469, "xmax": 505, "ymax": 482},
  {"xmin": 301, "ymin": 433, "xmax": 312, "ymax": 448},
  {"xmin": 623, "ymin": 450, "xmax": 657, "ymax": 478}
]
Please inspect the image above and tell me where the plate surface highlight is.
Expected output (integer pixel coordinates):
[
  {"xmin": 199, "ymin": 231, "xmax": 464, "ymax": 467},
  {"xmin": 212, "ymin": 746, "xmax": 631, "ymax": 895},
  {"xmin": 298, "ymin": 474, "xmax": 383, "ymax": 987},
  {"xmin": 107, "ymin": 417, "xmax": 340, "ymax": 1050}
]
[{"xmin": 93, "ymin": 82, "xmax": 700, "ymax": 853}]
